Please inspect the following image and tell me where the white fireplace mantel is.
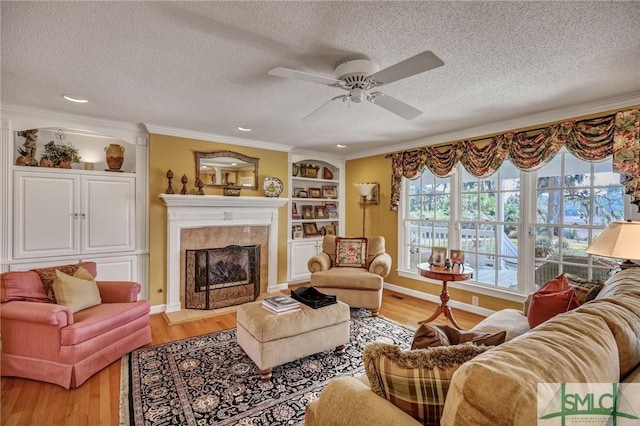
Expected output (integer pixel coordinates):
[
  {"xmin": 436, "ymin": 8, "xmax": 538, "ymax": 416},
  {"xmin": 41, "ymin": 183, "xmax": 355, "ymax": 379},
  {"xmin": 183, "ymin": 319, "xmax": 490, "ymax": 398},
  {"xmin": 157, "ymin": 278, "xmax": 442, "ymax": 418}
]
[{"xmin": 160, "ymin": 194, "xmax": 288, "ymax": 312}]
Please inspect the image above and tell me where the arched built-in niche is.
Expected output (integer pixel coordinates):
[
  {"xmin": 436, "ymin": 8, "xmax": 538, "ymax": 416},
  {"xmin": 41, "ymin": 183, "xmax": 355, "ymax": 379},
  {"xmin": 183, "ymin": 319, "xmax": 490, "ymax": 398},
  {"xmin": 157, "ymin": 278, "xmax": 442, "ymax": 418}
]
[{"xmin": 14, "ymin": 127, "xmax": 135, "ymax": 173}]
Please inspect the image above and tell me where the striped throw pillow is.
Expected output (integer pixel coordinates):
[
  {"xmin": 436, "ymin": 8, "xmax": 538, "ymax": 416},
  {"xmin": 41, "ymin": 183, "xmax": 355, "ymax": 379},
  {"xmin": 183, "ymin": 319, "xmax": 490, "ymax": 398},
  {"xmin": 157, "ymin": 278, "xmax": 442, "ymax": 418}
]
[{"xmin": 363, "ymin": 343, "xmax": 492, "ymax": 425}]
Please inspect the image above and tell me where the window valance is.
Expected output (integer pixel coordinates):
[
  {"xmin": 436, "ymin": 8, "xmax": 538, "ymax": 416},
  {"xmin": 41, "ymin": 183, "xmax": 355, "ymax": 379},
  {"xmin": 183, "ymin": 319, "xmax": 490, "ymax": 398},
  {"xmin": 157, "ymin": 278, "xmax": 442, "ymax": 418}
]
[{"xmin": 386, "ymin": 108, "xmax": 639, "ymax": 211}]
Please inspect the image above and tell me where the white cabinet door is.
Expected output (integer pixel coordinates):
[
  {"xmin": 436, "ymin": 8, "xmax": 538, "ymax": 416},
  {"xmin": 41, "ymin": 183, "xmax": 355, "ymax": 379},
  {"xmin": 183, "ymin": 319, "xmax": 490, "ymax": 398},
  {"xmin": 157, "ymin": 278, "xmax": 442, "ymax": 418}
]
[
  {"xmin": 13, "ymin": 171, "xmax": 136, "ymax": 259},
  {"xmin": 81, "ymin": 176, "xmax": 135, "ymax": 254},
  {"xmin": 289, "ymin": 239, "xmax": 322, "ymax": 282},
  {"xmin": 13, "ymin": 171, "xmax": 79, "ymax": 258},
  {"xmin": 91, "ymin": 255, "xmax": 138, "ymax": 282}
]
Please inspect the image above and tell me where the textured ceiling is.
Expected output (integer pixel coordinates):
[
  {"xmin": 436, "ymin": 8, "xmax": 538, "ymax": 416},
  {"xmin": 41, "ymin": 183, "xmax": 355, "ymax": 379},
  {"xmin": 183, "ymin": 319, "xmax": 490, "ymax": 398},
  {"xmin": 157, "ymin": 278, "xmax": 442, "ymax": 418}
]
[{"xmin": 2, "ymin": 1, "xmax": 639, "ymax": 157}]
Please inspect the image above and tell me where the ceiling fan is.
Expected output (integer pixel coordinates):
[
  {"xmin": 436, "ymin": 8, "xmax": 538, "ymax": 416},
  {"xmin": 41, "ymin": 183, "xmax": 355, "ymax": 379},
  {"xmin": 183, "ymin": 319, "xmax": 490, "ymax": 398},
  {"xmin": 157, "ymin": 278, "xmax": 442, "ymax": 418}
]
[{"xmin": 268, "ymin": 50, "xmax": 444, "ymax": 120}]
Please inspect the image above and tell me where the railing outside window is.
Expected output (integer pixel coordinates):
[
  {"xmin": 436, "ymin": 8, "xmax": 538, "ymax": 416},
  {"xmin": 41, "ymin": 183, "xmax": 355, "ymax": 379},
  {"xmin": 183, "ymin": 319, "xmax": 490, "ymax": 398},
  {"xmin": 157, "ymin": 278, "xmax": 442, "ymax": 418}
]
[{"xmin": 399, "ymin": 149, "xmax": 627, "ymax": 298}]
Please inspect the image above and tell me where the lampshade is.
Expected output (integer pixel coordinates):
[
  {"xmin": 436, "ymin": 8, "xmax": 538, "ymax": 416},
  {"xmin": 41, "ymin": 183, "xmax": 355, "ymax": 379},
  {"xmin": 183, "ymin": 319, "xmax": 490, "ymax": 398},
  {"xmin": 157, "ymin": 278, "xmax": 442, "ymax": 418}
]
[
  {"xmin": 353, "ymin": 182, "xmax": 376, "ymax": 198},
  {"xmin": 585, "ymin": 221, "xmax": 640, "ymax": 266}
]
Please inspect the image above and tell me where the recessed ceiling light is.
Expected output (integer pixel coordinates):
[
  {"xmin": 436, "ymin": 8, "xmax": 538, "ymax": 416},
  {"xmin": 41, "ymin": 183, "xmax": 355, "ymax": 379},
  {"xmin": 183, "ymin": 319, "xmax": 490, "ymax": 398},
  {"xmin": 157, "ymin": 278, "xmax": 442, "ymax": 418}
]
[
  {"xmin": 237, "ymin": 126, "xmax": 252, "ymax": 132},
  {"xmin": 62, "ymin": 94, "xmax": 89, "ymax": 103},
  {"xmin": 336, "ymin": 144, "xmax": 347, "ymax": 148}
]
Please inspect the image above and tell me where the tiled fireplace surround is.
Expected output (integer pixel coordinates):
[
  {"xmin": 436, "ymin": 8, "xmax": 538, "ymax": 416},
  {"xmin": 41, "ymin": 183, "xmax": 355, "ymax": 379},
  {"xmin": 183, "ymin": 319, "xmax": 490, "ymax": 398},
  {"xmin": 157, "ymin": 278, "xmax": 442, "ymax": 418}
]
[{"xmin": 160, "ymin": 194, "xmax": 288, "ymax": 313}]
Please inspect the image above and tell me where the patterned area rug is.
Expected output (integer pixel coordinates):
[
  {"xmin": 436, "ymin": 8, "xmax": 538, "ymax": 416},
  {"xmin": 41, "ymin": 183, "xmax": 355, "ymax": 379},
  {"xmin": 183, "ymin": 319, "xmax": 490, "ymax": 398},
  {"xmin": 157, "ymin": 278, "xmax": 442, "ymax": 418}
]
[{"xmin": 120, "ymin": 309, "xmax": 413, "ymax": 425}]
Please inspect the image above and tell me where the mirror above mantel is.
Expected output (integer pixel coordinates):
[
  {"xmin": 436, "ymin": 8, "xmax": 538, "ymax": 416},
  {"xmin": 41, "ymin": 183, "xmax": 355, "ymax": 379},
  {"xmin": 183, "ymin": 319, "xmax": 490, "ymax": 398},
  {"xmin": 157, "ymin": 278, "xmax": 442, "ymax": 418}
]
[{"xmin": 195, "ymin": 150, "xmax": 259, "ymax": 189}]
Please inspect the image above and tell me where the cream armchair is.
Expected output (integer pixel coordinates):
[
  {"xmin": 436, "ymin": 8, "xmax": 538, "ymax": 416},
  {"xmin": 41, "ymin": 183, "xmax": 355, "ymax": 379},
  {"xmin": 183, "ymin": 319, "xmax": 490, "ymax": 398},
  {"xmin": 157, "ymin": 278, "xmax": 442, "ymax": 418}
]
[{"xmin": 307, "ymin": 235, "xmax": 392, "ymax": 316}]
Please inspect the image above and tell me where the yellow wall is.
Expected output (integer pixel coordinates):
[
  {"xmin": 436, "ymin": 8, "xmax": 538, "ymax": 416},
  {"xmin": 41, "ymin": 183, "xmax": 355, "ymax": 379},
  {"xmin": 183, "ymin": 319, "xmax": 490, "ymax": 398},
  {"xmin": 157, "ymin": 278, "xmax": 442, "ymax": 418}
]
[
  {"xmin": 148, "ymin": 134, "xmax": 289, "ymax": 306},
  {"xmin": 345, "ymin": 154, "xmax": 522, "ymax": 312},
  {"xmin": 148, "ymin": 133, "xmax": 521, "ymax": 311}
]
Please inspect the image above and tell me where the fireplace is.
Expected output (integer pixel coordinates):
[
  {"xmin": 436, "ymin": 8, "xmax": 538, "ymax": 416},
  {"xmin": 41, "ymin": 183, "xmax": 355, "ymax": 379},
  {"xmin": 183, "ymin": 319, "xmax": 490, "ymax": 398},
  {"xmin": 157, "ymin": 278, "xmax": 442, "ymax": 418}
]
[
  {"xmin": 185, "ymin": 245, "xmax": 260, "ymax": 309},
  {"xmin": 160, "ymin": 194, "xmax": 288, "ymax": 313}
]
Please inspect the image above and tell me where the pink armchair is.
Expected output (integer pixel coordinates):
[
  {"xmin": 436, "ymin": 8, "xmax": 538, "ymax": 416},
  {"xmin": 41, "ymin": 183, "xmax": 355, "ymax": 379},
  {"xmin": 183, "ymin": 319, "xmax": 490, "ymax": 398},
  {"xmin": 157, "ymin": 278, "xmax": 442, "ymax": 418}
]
[{"xmin": 1, "ymin": 262, "xmax": 151, "ymax": 389}]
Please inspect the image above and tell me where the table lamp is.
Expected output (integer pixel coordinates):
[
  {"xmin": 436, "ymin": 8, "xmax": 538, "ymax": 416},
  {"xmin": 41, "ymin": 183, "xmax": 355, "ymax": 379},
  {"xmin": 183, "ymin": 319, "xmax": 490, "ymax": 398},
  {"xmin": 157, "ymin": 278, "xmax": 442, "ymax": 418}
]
[
  {"xmin": 585, "ymin": 220, "xmax": 640, "ymax": 269},
  {"xmin": 353, "ymin": 183, "xmax": 376, "ymax": 236}
]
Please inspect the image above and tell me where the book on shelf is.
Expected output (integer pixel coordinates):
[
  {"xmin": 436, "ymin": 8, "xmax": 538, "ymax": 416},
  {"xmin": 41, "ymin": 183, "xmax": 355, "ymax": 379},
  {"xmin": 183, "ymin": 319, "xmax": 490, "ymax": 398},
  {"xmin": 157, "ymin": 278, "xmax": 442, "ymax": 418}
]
[{"xmin": 325, "ymin": 203, "xmax": 338, "ymax": 219}]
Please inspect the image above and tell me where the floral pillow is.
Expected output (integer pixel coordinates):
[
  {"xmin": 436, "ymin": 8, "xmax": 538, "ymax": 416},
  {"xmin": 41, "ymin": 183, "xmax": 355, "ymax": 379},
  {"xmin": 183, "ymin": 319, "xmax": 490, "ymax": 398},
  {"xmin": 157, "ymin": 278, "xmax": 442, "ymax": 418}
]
[{"xmin": 335, "ymin": 237, "xmax": 368, "ymax": 268}]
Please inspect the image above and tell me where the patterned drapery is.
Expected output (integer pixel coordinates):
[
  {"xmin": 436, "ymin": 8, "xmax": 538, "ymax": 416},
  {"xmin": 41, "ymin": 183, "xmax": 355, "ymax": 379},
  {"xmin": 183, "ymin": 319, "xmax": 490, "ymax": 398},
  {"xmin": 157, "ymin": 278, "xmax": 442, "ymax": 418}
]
[
  {"xmin": 613, "ymin": 110, "xmax": 640, "ymax": 211},
  {"xmin": 386, "ymin": 108, "xmax": 640, "ymax": 211}
]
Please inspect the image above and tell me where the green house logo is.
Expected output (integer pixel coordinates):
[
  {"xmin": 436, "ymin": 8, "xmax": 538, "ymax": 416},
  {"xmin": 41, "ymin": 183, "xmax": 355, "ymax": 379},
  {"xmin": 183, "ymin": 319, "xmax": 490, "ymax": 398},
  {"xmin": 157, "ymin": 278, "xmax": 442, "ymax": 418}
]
[{"xmin": 538, "ymin": 383, "xmax": 640, "ymax": 425}]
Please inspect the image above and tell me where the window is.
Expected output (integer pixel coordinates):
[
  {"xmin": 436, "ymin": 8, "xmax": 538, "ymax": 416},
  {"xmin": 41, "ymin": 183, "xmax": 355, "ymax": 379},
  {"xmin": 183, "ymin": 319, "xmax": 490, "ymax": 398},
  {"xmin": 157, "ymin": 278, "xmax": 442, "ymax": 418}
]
[
  {"xmin": 459, "ymin": 161, "xmax": 520, "ymax": 291},
  {"xmin": 404, "ymin": 169, "xmax": 451, "ymax": 271},
  {"xmin": 533, "ymin": 151, "xmax": 625, "ymax": 286},
  {"xmin": 399, "ymin": 149, "xmax": 627, "ymax": 298}
]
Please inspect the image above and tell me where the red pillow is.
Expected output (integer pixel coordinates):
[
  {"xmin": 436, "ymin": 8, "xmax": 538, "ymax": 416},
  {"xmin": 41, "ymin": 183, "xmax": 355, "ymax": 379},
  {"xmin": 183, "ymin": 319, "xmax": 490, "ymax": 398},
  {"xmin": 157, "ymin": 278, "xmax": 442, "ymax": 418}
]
[{"xmin": 527, "ymin": 274, "xmax": 580, "ymax": 328}]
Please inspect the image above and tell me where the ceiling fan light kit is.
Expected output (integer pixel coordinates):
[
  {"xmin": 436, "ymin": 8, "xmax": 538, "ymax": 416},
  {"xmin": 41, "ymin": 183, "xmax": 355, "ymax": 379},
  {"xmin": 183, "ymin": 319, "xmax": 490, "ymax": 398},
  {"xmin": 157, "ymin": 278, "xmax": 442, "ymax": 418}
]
[
  {"xmin": 268, "ymin": 50, "xmax": 444, "ymax": 120},
  {"xmin": 334, "ymin": 59, "xmax": 379, "ymax": 82}
]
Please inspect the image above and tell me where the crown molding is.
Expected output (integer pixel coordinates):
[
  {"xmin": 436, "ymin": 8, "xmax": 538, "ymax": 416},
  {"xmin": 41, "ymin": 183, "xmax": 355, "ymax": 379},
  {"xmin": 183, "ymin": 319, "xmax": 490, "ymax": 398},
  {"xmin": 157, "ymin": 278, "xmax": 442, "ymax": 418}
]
[
  {"xmin": 289, "ymin": 147, "xmax": 346, "ymax": 164},
  {"xmin": 144, "ymin": 123, "xmax": 293, "ymax": 153},
  {"xmin": 344, "ymin": 93, "xmax": 640, "ymax": 160},
  {"xmin": 0, "ymin": 104, "xmax": 148, "ymax": 144}
]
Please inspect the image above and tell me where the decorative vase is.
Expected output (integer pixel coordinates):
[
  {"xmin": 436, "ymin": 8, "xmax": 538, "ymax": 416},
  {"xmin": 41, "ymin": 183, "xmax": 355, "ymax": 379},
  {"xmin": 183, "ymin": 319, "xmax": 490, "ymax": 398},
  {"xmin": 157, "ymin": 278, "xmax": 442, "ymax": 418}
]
[
  {"xmin": 15, "ymin": 156, "xmax": 31, "ymax": 166},
  {"xmin": 105, "ymin": 144, "xmax": 125, "ymax": 172},
  {"xmin": 58, "ymin": 160, "xmax": 72, "ymax": 169},
  {"xmin": 39, "ymin": 157, "xmax": 53, "ymax": 167}
]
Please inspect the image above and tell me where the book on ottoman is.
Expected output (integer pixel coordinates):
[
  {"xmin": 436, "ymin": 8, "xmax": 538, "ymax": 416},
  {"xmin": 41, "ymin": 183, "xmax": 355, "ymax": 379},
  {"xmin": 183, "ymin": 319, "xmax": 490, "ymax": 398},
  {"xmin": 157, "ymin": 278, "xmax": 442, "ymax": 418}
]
[
  {"xmin": 262, "ymin": 296, "xmax": 301, "ymax": 314},
  {"xmin": 291, "ymin": 286, "xmax": 337, "ymax": 309}
]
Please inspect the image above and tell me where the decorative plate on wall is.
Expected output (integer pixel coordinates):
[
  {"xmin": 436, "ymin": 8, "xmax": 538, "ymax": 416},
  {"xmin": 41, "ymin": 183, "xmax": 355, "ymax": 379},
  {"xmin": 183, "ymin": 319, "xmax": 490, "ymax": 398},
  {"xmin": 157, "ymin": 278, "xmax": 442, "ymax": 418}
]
[{"xmin": 263, "ymin": 177, "xmax": 283, "ymax": 197}]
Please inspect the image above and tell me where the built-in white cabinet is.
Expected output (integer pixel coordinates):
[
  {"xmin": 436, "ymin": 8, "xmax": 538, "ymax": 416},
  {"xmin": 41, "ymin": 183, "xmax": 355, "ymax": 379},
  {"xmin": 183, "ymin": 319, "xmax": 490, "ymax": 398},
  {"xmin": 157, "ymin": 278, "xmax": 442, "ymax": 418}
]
[
  {"xmin": 8, "ymin": 255, "xmax": 138, "ymax": 281},
  {"xmin": 13, "ymin": 169, "xmax": 135, "ymax": 259},
  {"xmin": 1, "ymin": 111, "xmax": 148, "ymax": 299},
  {"xmin": 287, "ymin": 154, "xmax": 344, "ymax": 283},
  {"xmin": 289, "ymin": 239, "xmax": 323, "ymax": 281}
]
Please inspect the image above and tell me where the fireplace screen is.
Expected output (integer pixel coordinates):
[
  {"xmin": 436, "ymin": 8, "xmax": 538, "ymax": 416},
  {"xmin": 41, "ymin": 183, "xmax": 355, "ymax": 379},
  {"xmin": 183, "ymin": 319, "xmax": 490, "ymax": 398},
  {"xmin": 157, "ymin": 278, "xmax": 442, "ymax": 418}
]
[{"xmin": 185, "ymin": 244, "xmax": 260, "ymax": 310}]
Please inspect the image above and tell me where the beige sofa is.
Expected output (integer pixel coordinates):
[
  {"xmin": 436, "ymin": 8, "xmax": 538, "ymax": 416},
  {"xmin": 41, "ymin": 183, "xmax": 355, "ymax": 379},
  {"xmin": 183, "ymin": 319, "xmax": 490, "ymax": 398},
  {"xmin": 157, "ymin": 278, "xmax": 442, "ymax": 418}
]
[
  {"xmin": 308, "ymin": 236, "xmax": 392, "ymax": 316},
  {"xmin": 305, "ymin": 267, "xmax": 640, "ymax": 425}
]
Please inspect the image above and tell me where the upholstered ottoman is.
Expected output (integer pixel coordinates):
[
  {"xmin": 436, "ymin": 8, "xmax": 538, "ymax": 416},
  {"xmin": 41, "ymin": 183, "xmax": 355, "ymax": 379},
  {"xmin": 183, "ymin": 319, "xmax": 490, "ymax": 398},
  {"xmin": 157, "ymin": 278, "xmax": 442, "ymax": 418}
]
[{"xmin": 236, "ymin": 300, "xmax": 350, "ymax": 379}]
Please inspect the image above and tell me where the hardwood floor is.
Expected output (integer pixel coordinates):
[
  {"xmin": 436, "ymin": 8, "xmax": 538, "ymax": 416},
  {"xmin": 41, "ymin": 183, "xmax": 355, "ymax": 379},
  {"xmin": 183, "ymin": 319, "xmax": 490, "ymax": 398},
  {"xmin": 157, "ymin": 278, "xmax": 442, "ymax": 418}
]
[{"xmin": 1, "ymin": 289, "xmax": 484, "ymax": 426}]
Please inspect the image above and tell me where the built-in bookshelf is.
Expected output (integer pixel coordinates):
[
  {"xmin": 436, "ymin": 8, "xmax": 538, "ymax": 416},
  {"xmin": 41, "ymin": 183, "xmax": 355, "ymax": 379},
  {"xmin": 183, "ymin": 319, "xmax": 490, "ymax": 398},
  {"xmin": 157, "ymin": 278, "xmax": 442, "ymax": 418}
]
[{"xmin": 287, "ymin": 155, "xmax": 344, "ymax": 282}]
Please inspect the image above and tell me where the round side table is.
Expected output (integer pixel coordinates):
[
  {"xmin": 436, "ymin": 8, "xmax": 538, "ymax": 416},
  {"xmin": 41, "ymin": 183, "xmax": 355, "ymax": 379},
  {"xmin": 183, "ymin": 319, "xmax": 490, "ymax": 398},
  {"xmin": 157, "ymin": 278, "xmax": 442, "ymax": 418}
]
[{"xmin": 417, "ymin": 263, "xmax": 474, "ymax": 329}]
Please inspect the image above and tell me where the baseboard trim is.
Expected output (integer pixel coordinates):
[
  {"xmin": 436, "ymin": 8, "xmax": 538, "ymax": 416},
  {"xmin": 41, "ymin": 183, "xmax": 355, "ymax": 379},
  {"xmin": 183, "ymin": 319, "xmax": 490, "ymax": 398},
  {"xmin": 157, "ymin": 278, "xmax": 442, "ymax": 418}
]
[{"xmin": 383, "ymin": 282, "xmax": 496, "ymax": 317}]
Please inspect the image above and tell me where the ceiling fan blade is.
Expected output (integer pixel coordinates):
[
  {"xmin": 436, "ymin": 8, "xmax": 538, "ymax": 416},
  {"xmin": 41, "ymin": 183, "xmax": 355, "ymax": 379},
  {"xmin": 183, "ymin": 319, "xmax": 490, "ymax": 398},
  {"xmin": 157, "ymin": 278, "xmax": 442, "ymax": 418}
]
[
  {"xmin": 368, "ymin": 51, "xmax": 444, "ymax": 84},
  {"xmin": 369, "ymin": 92, "xmax": 422, "ymax": 120},
  {"xmin": 268, "ymin": 67, "xmax": 340, "ymax": 86},
  {"xmin": 303, "ymin": 95, "xmax": 348, "ymax": 121}
]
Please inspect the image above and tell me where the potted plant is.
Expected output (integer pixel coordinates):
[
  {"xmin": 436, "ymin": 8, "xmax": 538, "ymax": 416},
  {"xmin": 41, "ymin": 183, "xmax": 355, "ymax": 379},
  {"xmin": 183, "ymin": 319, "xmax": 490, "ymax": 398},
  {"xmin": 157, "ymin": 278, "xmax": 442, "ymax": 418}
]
[
  {"xmin": 43, "ymin": 141, "xmax": 81, "ymax": 169},
  {"xmin": 534, "ymin": 236, "xmax": 555, "ymax": 258}
]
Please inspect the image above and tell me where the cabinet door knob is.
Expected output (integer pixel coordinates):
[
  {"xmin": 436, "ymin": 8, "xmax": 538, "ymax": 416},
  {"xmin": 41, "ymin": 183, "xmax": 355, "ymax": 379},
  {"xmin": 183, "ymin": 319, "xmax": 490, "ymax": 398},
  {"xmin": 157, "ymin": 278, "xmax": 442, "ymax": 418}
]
[{"xmin": 73, "ymin": 213, "xmax": 79, "ymax": 218}]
